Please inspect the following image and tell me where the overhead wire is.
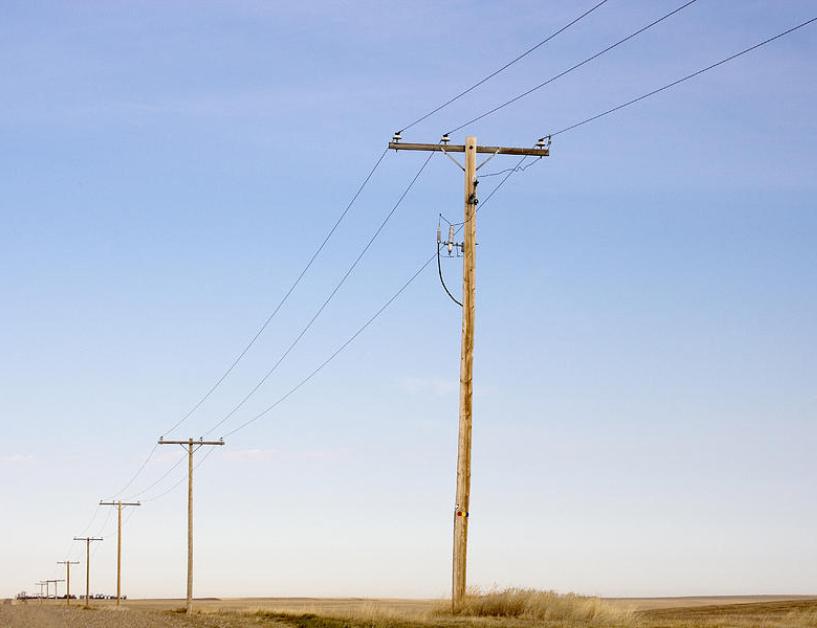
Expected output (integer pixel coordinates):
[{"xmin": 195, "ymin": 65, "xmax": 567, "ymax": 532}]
[
  {"xmin": 71, "ymin": 0, "xmax": 618, "ymax": 534},
  {"xmin": 160, "ymin": 147, "xmax": 390, "ymax": 439},
  {"xmin": 100, "ymin": 9, "xmax": 817, "ymax": 524},
  {"xmin": 125, "ymin": 451, "xmax": 187, "ymax": 500},
  {"xmin": 103, "ymin": 149, "xmax": 390, "ymax": 501},
  {"xmin": 220, "ymin": 158, "xmax": 529, "ymax": 440},
  {"xmin": 446, "ymin": 0, "xmax": 699, "ymax": 135},
  {"xmin": 62, "ymin": 504, "xmax": 102, "ymax": 562},
  {"xmin": 547, "ymin": 15, "xmax": 817, "ymax": 137},
  {"xmin": 202, "ymin": 151, "xmax": 436, "ymax": 438},
  {"xmin": 139, "ymin": 447, "xmax": 219, "ymax": 504},
  {"xmin": 52, "ymin": 5, "xmax": 815, "ymax": 582},
  {"xmin": 399, "ymin": 0, "xmax": 612, "ymax": 133}
]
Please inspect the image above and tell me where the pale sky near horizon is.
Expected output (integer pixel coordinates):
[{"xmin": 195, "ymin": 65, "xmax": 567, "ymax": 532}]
[{"xmin": 1, "ymin": 0, "xmax": 816, "ymax": 600}]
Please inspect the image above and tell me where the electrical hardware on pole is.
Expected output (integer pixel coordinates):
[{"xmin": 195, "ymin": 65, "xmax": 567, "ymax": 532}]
[{"xmin": 388, "ymin": 134, "xmax": 549, "ymax": 610}]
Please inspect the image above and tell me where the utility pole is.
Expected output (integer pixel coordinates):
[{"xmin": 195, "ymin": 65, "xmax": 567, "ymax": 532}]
[
  {"xmin": 45, "ymin": 579, "xmax": 64, "ymax": 600},
  {"xmin": 158, "ymin": 437, "xmax": 224, "ymax": 614},
  {"xmin": 99, "ymin": 499, "xmax": 141, "ymax": 606},
  {"xmin": 73, "ymin": 536, "xmax": 103, "ymax": 608},
  {"xmin": 388, "ymin": 133, "xmax": 549, "ymax": 610},
  {"xmin": 57, "ymin": 561, "xmax": 79, "ymax": 605},
  {"xmin": 35, "ymin": 582, "xmax": 45, "ymax": 603}
]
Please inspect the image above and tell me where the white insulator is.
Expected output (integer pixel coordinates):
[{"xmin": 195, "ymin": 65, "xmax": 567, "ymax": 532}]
[
  {"xmin": 447, "ymin": 225, "xmax": 455, "ymax": 254},
  {"xmin": 436, "ymin": 225, "xmax": 441, "ymax": 243}
]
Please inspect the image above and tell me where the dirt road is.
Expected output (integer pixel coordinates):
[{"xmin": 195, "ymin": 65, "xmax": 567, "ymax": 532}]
[{"xmin": 0, "ymin": 605, "xmax": 288, "ymax": 628}]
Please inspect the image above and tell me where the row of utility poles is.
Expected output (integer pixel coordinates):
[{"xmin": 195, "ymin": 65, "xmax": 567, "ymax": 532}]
[
  {"xmin": 38, "ymin": 133, "xmax": 545, "ymax": 614},
  {"xmin": 46, "ymin": 438, "xmax": 222, "ymax": 614}
]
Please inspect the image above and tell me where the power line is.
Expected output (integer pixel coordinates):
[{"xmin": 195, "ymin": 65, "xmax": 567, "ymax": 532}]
[
  {"xmin": 446, "ymin": 0, "xmax": 699, "ymax": 135},
  {"xmin": 110, "ymin": 443, "xmax": 159, "ymax": 498},
  {"xmin": 221, "ymin": 160, "xmax": 529, "ymax": 440},
  {"xmin": 104, "ymin": 149, "xmax": 389, "ymax": 502},
  {"xmin": 161, "ymin": 147, "xmax": 390, "ymax": 438},
  {"xmin": 78, "ymin": 0, "xmax": 601, "ymax": 530},
  {"xmin": 126, "ymin": 451, "xmax": 187, "ymax": 500},
  {"xmin": 399, "ymin": 0, "xmax": 612, "ymax": 133},
  {"xmin": 140, "ymin": 447, "xmax": 218, "ymax": 504},
  {"xmin": 202, "ymin": 152, "xmax": 436, "ymax": 438},
  {"xmin": 548, "ymin": 15, "xmax": 817, "ymax": 137},
  {"xmin": 63, "ymin": 504, "xmax": 102, "ymax": 562}
]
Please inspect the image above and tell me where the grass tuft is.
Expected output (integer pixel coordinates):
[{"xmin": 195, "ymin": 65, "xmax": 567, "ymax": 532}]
[{"xmin": 437, "ymin": 587, "xmax": 635, "ymax": 625}]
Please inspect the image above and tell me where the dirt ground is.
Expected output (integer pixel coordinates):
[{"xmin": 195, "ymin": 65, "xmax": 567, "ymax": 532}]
[{"xmin": 2, "ymin": 596, "xmax": 816, "ymax": 628}]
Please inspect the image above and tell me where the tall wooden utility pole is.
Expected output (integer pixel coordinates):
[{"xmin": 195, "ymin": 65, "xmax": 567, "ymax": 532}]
[
  {"xmin": 99, "ymin": 500, "xmax": 140, "ymax": 606},
  {"xmin": 72, "ymin": 536, "xmax": 102, "ymax": 608},
  {"xmin": 388, "ymin": 133, "xmax": 549, "ymax": 610},
  {"xmin": 158, "ymin": 437, "xmax": 224, "ymax": 615},
  {"xmin": 57, "ymin": 560, "xmax": 79, "ymax": 605}
]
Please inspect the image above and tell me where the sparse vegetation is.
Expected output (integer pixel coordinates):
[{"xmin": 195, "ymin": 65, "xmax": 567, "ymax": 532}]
[
  {"xmin": 436, "ymin": 587, "xmax": 635, "ymax": 625},
  {"xmin": 3, "ymin": 596, "xmax": 817, "ymax": 628}
]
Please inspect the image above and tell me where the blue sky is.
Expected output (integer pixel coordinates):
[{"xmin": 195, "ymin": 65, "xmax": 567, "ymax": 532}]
[{"xmin": 1, "ymin": 0, "xmax": 815, "ymax": 600}]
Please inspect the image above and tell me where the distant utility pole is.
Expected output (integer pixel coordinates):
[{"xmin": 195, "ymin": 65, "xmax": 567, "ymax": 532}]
[
  {"xmin": 73, "ymin": 536, "xmax": 103, "ymax": 608},
  {"xmin": 388, "ymin": 133, "xmax": 549, "ymax": 611},
  {"xmin": 99, "ymin": 499, "xmax": 140, "ymax": 606},
  {"xmin": 35, "ymin": 582, "xmax": 45, "ymax": 603},
  {"xmin": 57, "ymin": 561, "xmax": 79, "ymax": 605},
  {"xmin": 158, "ymin": 437, "xmax": 224, "ymax": 615},
  {"xmin": 45, "ymin": 579, "xmax": 64, "ymax": 600}
]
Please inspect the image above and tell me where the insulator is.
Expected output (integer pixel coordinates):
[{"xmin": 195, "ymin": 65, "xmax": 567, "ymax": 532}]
[
  {"xmin": 440, "ymin": 134, "xmax": 450, "ymax": 144},
  {"xmin": 536, "ymin": 137, "xmax": 546, "ymax": 148},
  {"xmin": 392, "ymin": 131, "xmax": 402, "ymax": 143},
  {"xmin": 436, "ymin": 224, "xmax": 441, "ymax": 243},
  {"xmin": 447, "ymin": 225, "xmax": 455, "ymax": 254}
]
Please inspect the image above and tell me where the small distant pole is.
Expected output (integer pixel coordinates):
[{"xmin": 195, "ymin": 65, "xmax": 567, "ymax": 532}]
[
  {"xmin": 99, "ymin": 499, "xmax": 141, "ymax": 606},
  {"xmin": 45, "ymin": 579, "xmax": 64, "ymax": 601},
  {"xmin": 57, "ymin": 561, "xmax": 79, "ymax": 605},
  {"xmin": 158, "ymin": 436, "xmax": 224, "ymax": 614},
  {"xmin": 73, "ymin": 536, "xmax": 103, "ymax": 608}
]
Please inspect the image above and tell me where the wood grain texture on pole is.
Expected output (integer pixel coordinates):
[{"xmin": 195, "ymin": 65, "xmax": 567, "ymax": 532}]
[
  {"xmin": 452, "ymin": 135, "xmax": 477, "ymax": 610},
  {"xmin": 187, "ymin": 439, "xmax": 194, "ymax": 615}
]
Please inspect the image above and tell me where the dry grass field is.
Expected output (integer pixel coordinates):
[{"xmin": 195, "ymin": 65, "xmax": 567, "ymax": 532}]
[{"xmin": 3, "ymin": 592, "xmax": 816, "ymax": 628}]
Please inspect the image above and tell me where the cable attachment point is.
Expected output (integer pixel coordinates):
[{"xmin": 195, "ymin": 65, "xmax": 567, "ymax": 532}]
[
  {"xmin": 537, "ymin": 135, "xmax": 552, "ymax": 150},
  {"xmin": 440, "ymin": 133, "xmax": 450, "ymax": 145},
  {"xmin": 392, "ymin": 131, "xmax": 402, "ymax": 144}
]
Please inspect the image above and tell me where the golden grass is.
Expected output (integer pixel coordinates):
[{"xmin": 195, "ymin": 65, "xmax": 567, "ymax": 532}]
[
  {"xmin": 436, "ymin": 588, "xmax": 635, "ymax": 625},
  {"xmin": 192, "ymin": 594, "xmax": 817, "ymax": 628}
]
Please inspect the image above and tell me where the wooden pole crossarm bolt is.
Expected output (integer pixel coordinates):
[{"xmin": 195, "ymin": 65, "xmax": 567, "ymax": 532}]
[{"xmin": 158, "ymin": 436, "xmax": 225, "ymax": 615}]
